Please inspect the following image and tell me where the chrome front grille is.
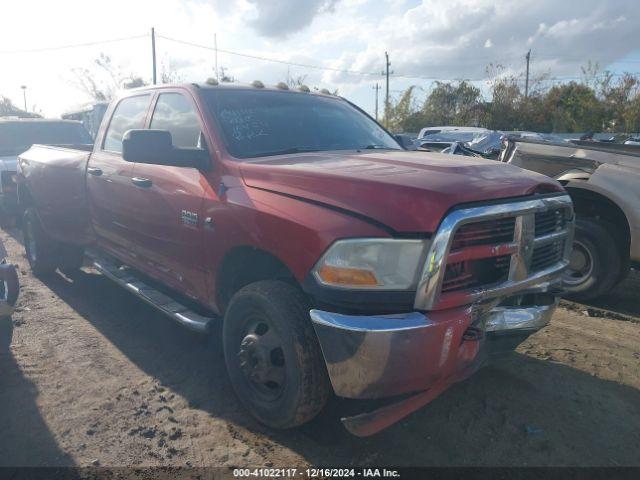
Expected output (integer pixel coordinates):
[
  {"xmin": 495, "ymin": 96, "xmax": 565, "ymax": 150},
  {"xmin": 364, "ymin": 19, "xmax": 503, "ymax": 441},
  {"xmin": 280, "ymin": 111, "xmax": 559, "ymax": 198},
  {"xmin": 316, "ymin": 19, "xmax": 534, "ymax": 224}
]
[
  {"xmin": 442, "ymin": 254, "xmax": 511, "ymax": 292},
  {"xmin": 530, "ymin": 239, "xmax": 565, "ymax": 273},
  {"xmin": 535, "ymin": 208, "xmax": 567, "ymax": 236},
  {"xmin": 450, "ymin": 217, "xmax": 516, "ymax": 250},
  {"xmin": 414, "ymin": 195, "xmax": 574, "ymax": 311}
]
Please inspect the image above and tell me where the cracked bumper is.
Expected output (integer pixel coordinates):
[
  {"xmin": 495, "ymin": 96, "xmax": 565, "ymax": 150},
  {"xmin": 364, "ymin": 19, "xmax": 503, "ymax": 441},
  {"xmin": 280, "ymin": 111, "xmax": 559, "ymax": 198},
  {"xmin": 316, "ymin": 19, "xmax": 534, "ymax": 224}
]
[{"xmin": 310, "ymin": 296, "xmax": 557, "ymax": 400}]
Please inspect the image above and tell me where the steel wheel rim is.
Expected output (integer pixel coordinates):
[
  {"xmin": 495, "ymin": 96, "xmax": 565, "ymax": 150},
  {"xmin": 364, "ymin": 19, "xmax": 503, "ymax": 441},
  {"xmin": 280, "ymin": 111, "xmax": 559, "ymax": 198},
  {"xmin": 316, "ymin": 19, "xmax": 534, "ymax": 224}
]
[
  {"xmin": 564, "ymin": 240, "xmax": 594, "ymax": 286},
  {"xmin": 237, "ymin": 315, "xmax": 286, "ymax": 402}
]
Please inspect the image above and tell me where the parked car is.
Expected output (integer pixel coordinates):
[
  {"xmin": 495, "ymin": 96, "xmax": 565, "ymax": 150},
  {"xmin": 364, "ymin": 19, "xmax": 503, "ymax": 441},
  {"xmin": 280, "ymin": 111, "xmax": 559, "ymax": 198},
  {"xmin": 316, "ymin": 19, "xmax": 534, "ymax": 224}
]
[
  {"xmin": 17, "ymin": 82, "xmax": 573, "ymax": 436},
  {"xmin": 0, "ymin": 118, "xmax": 92, "ymax": 226},
  {"xmin": 0, "ymin": 240, "xmax": 20, "ymax": 352},
  {"xmin": 61, "ymin": 102, "xmax": 109, "ymax": 139},
  {"xmin": 504, "ymin": 131, "xmax": 569, "ymax": 143},
  {"xmin": 417, "ymin": 129, "xmax": 504, "ymax": 159},
  {"xmin": 417, "ymin": 125, "xmax": 489, "ymax": 139},
  {"xmin": 500, "ymin": 136, "xmax": 640, "ymax": 300}
]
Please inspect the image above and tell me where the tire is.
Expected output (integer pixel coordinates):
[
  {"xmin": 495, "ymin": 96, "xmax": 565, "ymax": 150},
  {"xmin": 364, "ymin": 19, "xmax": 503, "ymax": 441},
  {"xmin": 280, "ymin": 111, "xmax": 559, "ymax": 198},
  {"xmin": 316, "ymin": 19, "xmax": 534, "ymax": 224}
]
[
  {"xmin": 222, "ymin": 280, "xmax": 330, "ymax": 429},
  {"xmin": 22, "ymin": 208, "xmax": 59, "ymax": 276},
  {"xmin": 563, "ymin": 218, "xmax": 622, "ymax": 301}
]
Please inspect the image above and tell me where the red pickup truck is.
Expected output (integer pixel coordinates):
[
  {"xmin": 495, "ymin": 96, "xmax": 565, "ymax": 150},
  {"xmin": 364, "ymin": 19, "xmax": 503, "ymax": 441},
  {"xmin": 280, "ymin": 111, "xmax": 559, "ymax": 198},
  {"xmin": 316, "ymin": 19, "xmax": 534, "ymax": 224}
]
[{"xmin": 17, "ymin": 82, "xmax": 573, "ymax": 436}]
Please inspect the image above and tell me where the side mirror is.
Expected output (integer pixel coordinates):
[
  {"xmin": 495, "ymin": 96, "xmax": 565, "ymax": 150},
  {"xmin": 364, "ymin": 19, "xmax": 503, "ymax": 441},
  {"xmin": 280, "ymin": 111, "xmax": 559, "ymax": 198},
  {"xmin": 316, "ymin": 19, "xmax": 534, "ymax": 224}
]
[
  {"xmin": 122, "ymin": 129, "xmax": 209, "ymax": 169},
  {"xmin": 394, "ymin": 134, "xmax": 417, "ymax": 150}
]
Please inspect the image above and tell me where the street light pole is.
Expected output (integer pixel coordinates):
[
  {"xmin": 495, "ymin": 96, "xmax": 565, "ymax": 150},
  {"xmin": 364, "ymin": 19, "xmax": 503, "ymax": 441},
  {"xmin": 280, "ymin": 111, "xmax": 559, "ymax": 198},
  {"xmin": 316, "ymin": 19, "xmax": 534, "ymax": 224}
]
[
  {"xmin": 372, "ymin": 83, "xmax": 380, "ymax": 121},
  {"xmin": 524, "ymin": 49, "xmax": 531, "ymax": 99},
  {"xmin": 381, "ymin": 52, "xmax": 393, "ymax": 128},
  {"xmin": 214, "ymin": 33, "xmax": 219, "ymax": 81},
  {"xmin": 20, "ymin": 85, "xmax": 27, "ymax": 112}
]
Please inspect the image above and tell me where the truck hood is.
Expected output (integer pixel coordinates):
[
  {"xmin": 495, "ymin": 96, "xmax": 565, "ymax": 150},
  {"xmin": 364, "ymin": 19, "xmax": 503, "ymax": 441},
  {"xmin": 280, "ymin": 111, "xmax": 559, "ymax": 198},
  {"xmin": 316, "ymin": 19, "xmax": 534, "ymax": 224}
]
[
  {"xmin": 240, "ymin": 150, "xmax": 563, "ymax": 233},
  {"xmin": 0, "ymin": 156, "xmax": 18, "ymax": 172}
]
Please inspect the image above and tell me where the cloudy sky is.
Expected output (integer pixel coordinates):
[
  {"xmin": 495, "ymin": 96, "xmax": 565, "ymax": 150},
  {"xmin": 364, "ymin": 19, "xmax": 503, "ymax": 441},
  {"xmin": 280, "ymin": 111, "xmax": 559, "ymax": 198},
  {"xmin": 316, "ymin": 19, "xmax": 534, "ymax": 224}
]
[{"xmin": 1, "ymin": 0, "xmax": 639, "ymax": 118}]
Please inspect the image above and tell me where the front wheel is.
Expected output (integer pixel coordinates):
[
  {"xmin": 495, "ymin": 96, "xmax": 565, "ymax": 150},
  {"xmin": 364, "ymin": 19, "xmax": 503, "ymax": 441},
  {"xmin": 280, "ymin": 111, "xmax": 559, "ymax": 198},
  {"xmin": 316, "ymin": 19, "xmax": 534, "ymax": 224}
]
[
  {"xmin": 222, "ymin": 280, "xmax": 330, "ymax": 429},
  {"xmin": 563, "ymin": 218, "xmax": 623, "ymax": 301}
]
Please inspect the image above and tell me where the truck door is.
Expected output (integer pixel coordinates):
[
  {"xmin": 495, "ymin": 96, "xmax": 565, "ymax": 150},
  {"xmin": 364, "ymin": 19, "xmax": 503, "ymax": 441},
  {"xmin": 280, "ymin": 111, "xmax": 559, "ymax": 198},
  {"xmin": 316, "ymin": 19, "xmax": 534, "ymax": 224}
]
[
  {"xmin": 87, "ymin": 94, "xmax": 152, "ymax": 264},
  {"xmin": 127, "ymin": 91, "xmax": 210, "ymax": 302}
]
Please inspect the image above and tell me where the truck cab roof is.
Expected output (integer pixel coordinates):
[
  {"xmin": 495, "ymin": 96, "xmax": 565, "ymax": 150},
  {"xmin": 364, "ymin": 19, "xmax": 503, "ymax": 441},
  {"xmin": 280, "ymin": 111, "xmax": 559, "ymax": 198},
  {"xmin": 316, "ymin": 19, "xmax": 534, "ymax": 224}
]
[{"xmin": 123, "ymin": 81, "xmax": 336, "ymax": 98}]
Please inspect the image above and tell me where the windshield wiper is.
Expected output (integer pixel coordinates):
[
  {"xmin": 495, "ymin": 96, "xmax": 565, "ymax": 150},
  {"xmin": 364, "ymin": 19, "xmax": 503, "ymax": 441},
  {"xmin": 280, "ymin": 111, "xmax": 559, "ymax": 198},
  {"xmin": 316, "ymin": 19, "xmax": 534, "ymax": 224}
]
[{"xmin": 247, "ymin": 146, "xmax": 321, "ymax": 158}]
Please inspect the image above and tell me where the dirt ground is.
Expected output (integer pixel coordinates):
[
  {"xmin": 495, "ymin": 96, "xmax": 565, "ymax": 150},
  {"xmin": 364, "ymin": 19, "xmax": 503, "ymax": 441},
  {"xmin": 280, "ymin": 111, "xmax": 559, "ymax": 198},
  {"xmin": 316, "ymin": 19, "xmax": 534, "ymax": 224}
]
[{"xmin": 1, "ymin": 226, "xmax": 639, "ymax": 468}]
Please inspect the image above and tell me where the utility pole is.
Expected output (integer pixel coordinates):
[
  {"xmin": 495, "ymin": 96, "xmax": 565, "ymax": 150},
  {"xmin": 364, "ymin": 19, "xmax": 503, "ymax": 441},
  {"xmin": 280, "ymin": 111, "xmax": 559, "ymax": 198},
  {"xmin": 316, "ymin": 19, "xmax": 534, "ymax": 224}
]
[
  {"xmin": 372, "ymin": 83, "xmax": 380, "ymax": 121},
  {"xmin": 214, "ymin": 33, "xmax": 219, "ymax": 81},
  {"xmin": 524, "ymin": 49, "xmax": 531, "ymax": 99},
  {"xmin": 383, "ymin": 51, "xmax": 392, "ymax": 127},
  {"xmin": 20, "ymin": 85, "xmax": 27, "ymax": 112},
  {"xmin": 151, "ymin": 27, "xmax": 157, "ymax": 85}
]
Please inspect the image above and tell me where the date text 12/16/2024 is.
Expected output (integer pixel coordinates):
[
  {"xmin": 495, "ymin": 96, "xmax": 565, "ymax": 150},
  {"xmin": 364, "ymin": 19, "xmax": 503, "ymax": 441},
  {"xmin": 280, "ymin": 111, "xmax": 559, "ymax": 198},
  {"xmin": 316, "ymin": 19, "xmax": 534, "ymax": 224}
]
[{"xmin": 233, "ymin": 468, "xmax": 401, "ymax": 478}]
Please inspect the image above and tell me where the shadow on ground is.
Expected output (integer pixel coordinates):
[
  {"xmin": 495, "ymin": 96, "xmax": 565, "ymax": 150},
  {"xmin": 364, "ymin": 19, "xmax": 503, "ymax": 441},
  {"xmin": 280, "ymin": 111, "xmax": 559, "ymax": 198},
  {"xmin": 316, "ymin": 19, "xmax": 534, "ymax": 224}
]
[
  {"xmin": 0, "ymin": 337, "xmax": 74, "ymax": 466},
  {"xmin": 33, "ymin": 267, "xmax": 640, "ymax": 467},
  {"xmin": 579, "ymin": 269, "xmax": 640, "ymax": 319}
]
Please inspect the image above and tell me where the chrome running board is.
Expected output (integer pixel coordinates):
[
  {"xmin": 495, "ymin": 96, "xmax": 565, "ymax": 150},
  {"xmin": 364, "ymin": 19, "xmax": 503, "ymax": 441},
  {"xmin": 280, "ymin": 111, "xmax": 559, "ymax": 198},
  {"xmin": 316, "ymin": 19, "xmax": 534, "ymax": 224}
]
[{"xmin": 86, "ymin": 251, "xmax": 214, "ymax": 333}]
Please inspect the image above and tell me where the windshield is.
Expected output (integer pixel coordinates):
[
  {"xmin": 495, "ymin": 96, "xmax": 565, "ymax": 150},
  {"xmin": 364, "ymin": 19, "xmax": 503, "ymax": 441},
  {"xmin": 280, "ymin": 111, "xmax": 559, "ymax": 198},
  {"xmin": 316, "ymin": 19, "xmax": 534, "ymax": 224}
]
[
  {"xmin": 0, "ymin": 122, "xmax": 93, "ymax": 155},
  {"xmin": 204, "ymin": 89, "xmax": 400, "ymax": 159}
]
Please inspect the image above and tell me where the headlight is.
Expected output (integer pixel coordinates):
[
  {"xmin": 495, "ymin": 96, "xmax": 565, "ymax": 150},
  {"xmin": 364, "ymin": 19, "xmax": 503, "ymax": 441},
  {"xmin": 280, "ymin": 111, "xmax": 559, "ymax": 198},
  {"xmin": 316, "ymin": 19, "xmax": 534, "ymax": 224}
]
[{"xmin": 313, "ymin": 238, "xmax": 429, "ymax": 290}]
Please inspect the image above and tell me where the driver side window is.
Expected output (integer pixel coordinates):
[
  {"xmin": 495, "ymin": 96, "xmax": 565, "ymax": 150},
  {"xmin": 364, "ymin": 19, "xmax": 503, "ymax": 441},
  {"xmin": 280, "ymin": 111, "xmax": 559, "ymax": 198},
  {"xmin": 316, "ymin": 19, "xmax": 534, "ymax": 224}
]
[
  {"xmin": 103, "ymin": 94, "xmax": 151, "ymax": 153},
  {"xmin": 150, "ymin": 93, "xmax": 203, "ymax": 149}
]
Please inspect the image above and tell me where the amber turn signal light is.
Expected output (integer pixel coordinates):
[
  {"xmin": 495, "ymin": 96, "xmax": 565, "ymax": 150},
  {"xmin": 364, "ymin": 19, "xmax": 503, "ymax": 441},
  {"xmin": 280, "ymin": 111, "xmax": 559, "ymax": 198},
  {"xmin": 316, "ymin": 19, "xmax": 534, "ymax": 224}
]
[{"xmin": 317, "ymin": 265, "xmax": 379, "ymax": 287}]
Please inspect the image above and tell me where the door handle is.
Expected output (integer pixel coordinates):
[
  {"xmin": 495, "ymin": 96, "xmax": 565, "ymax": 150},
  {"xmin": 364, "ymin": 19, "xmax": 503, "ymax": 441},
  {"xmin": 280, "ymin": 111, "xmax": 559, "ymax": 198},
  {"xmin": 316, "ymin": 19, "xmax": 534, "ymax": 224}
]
[
  {"xmin": 87, "ymin": 167, "xmax": 103, "ymax": 176},
  {"xmin": 131, "ymin": 177, "xmax": 153, "ymax": 188}
]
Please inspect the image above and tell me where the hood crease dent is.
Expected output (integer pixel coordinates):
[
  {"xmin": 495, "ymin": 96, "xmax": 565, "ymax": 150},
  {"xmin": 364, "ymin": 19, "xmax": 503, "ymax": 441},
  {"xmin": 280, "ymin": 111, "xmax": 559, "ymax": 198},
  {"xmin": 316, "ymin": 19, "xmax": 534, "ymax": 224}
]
[{"xmin": 240, "ymin": 151, "xmax": 563, "ymax": 233}]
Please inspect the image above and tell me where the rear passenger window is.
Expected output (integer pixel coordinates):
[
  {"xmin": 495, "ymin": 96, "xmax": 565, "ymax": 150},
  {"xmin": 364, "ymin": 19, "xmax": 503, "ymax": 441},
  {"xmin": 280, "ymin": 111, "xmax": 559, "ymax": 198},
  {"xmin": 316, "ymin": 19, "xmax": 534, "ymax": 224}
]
[
  {"xmin": 103, "ymin": 95, "xmax": 151, "ymax": 153},
  {"xmin": 150, "ymin": 93, "xmax": 202, "ymax": 148}
]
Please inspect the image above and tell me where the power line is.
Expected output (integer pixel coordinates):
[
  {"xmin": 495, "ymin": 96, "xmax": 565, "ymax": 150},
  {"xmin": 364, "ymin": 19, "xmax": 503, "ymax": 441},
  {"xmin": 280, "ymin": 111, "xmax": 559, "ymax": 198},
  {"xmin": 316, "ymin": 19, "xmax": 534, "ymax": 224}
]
[
  {"xmin": 0, "ymin": 34, "xmax": 148, "ymax": 54},
  {"xmin": 162, "ymin": 34, "xmax": 639, "ymax": 80},
  {"xmin": 533, "ymin": 53, "xmax": 640, "ymax": 63},
  {"xmin": 157, "ymin": 34, "xmax": 383, "ymax": 77},
  {"xmin": 157, "ymin": 34, "xmax": 511, "ymax": 82},
  {"xmin": 0, "ymin": 31, "xmax": 634, "ymax": 84}
]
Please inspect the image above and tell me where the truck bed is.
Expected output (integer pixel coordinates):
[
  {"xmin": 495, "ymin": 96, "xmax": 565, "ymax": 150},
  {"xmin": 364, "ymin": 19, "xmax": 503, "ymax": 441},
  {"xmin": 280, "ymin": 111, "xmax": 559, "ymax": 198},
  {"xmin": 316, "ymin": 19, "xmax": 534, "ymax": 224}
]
[{"xmin": 18, "ymin": 144, "xmax": 93, "ymax": 245}]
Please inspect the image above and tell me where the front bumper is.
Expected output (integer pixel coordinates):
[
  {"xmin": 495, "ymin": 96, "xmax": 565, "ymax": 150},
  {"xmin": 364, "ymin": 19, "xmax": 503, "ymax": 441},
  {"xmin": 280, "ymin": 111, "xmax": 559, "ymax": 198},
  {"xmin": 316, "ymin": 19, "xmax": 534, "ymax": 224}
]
[{"xmin": 310, "ymin": 295, "xmax": 557, "ymax": 400}]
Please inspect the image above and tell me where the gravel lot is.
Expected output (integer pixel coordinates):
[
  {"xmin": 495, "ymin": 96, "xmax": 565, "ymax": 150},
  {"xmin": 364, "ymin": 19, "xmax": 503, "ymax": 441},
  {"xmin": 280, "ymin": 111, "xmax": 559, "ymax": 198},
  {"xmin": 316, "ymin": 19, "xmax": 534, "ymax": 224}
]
[{"xmin": 1, "ymin": 226, "xmax": 639, "ymax": 468}]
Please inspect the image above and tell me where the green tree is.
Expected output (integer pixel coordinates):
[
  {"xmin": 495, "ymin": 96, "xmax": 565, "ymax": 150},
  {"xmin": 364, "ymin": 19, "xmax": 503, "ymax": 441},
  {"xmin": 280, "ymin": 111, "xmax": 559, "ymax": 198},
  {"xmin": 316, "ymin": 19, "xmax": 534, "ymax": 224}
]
[
  {"xmin": 485, "ymin": 76, "xmax": 522, "ymax": 130},
  {"xmin": 0, "ymin": 96, "xmax": 40, "ymax": 118},
  {"xmin": 385, "ymin": 86, "xmax": 417, "ymax": 132},
  {"xmin": 423, "ymin": 81, "xmax": 483, "ymax": 127},
  {"xmin": 70, "ymin": 53, "xmax": 147, "ymax": 101},
  {"xmin": 375, "ymin": 63, "xmax": 640, "ymax": 135},
  {"xmin": 543, "ymin": 82, "xmax": 604, "ymax": 132},
  {"xmin": 598, "ymin": 72, "xmax": 639, "ymax": 132},
  {"xmin": 623, "ymin": 95, "xmax": 640, "ymax": 133}
]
